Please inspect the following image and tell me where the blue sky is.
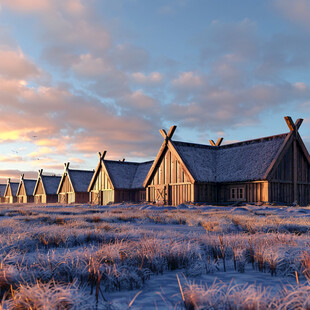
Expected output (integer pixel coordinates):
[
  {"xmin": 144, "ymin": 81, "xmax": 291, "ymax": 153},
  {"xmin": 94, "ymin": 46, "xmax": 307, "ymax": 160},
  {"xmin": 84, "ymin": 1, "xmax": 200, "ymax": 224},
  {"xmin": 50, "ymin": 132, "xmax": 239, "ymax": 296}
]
[{"xmin": 0, "ymin": 0, "xmax": 310, "ymax": 181}]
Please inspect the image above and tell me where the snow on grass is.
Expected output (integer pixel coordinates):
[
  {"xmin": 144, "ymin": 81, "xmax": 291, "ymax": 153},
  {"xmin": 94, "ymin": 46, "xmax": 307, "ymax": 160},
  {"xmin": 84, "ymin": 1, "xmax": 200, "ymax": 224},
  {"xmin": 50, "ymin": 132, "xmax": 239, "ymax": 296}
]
[{"xmin": 0, "ymin": 203, "xmax": 310, "ymax": 308}]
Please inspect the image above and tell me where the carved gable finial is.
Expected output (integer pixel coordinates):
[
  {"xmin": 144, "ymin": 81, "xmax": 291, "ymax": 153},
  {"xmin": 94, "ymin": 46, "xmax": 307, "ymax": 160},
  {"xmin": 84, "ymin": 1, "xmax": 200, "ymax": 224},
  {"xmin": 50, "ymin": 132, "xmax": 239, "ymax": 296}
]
[
  {"xmin": 284, "ymin": 116, "xmax": 303, "ymax": 132},
  {"xmin": 159, "ymin": 125, "xmax": 177, "ymax": 141},
  {"xmin": 209, "ymin": 137, "xmax": 224, "ymax": 147},
  {"xmin": 98, "ymin": 151, "xmax": 107, "ymax": 161}
]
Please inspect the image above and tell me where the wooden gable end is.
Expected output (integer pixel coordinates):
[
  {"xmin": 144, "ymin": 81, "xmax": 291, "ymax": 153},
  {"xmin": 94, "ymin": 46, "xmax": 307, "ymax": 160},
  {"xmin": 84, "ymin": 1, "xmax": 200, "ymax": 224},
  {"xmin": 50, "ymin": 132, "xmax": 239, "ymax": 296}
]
[
  {"xmin": 58, "ymin": 174, "xmax": 73, "ymax": 193},
  {"xmin": 269, "ymin": 140, "xmax": 310, "ymax": 182},
  {"xmin": 149, "ymin": 148, "xmax": 192, "ymax": 186},
  {"xmin": 34, "ymin": 178, "xmax": 45, "ymax": 195},
  {"xmin": 144, "ymin": 125, "xmax": 195, "ymax": 188},
  {"xmin": 90, "ymin": 165, "xmax": 113, "ymax": 191},
  {"xmin": 5, "ymin": 184, "xmax": 12, "ymax": 197},
  {"xmin": 266, "ymin": 117, "xmax": 310, "ymax": 205},
  {"xmin": 18, "ymin": 182, "xmax": 26, "ymax": 196}
]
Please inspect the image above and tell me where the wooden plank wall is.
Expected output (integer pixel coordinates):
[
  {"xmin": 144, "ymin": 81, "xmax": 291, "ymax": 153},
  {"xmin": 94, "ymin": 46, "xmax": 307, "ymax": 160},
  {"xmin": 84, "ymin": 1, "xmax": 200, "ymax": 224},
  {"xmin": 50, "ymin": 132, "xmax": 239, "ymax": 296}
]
[
  {"xmin": 75, "ymin": 192, "xmax": 89, "ymax": 203},
  {"xmin": 269, "ymin": 143, "xmax": 310, "ymax": 205},
  {"xmin": 218, "ymin": 182, "xmax": 269, "ymax": 203},
  {"xmin": 89, "ymin": 166, "xmax": 114, "ymax": 204},
  {"xmin": 147, "ymin": 149, "xmax": 194, "ymax": 205},
  {"xmin": 46, "ymin": 194, "xmax": 58, "ymax": 203},
  {"xmin": 196, "ymin": 183, "xmax": 217, "ymax": 203},
  {"xmin": 101, "ymin": 190, "xmax": 114, "ymax": 205},
  {"xmin": 34, "ymin": 194, "xmax": 45, "ymax": 203},
  {"xmin": 59, "ymin": 175, "xmax": 73, "ymax": 193},
  {"xmin": 19, "ymin": 183, "xmax": 26, "ymax": 196},
  {"xmin": 150, "ymin": 150, "xmax": 191, "ymax": 186},
  {"xmin": 35, "ymin": 180, "xmax": 45, "ymax": 195},
  {"xmin": 148, "ymin": 183, "xmax": 192, "ymax": 205}
]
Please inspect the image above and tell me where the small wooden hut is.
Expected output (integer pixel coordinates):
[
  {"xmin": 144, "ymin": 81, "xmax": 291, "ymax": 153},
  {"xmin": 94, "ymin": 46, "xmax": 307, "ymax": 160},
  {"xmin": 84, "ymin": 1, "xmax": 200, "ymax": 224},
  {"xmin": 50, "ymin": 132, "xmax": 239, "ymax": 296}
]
[
  {"xmin": 144, "ymin": 116, "xmax": 310, "ymax": 206},
  {"xmin": 57, "ymin": 162, "xmax": 94, "ymax": 204},
  {"xmin": 88, "ymin": 151, "xmax": 153, "ymax": 205},
  {"xmin": 16, "ymin": 174, "xmax": 36, "ymax": 203},
  {"xmin": 33, "ymin": 169, "xmax": 61, "ymax": 203},
  {"xmin": 0, "ymin": 184, "xmax": 7, "ymax": 203},
  {"xmin": 3, "ymin": 178, "xmax": 19, "ymax": 203}
]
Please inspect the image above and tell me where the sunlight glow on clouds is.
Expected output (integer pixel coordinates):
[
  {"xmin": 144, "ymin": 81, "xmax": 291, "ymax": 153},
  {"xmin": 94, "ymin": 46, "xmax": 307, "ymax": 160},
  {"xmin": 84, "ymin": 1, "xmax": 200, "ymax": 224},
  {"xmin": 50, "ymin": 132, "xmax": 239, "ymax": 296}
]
[{"xmin": 0, "ymin": 0, "xmax": 310, "ymax": 180}]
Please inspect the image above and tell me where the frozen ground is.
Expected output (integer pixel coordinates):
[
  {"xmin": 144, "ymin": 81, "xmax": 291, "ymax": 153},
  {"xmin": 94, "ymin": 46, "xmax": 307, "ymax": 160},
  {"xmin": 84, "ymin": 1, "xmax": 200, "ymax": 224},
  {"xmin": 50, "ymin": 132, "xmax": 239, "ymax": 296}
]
[{"xmin": 0, "ymin": 202, "xmax": 310, "ymax": 309}]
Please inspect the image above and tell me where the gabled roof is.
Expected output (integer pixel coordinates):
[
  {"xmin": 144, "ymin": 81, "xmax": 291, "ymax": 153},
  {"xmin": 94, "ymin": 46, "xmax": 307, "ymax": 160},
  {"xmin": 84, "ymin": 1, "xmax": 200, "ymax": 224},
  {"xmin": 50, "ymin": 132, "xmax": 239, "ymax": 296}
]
[
  {"xmin": 41, "ymin": 175, "xmax": 61, "ymax": 195},
  {"xmin": 17, "ymin": 175, "xmax": 37, "ymax": 196},
  {"xmin": 17, "ymin": 179, "xmax": 37, "ymax": 196},
  {"xmin": 57, "ymin": 163, "xmax": 94, "ymax": 193},
  {"xmin": 104, "ymin": 160, "xmax": 153, "ymax": 189},
  {"xmin": 33, "ymin": 170, "xmax": 61, "ymax": 195},
  {"xmin": 132, "ymin": 161, "xmax": 154, "ymax": 188},
  {"xmin": 88, "ymin": 151, "xmax": 153, "ymax": 191},
  {"xmin": 144, "ymin": 117, "xmax": 310, "ymax": 186},
  {"xmin": 0, "ymin": 184, "xmax": 6, "ymax": 197},
  {"xmin": 68, "ymin": 169, "xmax": 94, "ymax": 192},
  {"xmin": 4, "ymin": 180, "xmax": 19, "ymax": 197},
  {"xmin": 173, "ymin": 134, "xmax": 287, "ymax": 182}
]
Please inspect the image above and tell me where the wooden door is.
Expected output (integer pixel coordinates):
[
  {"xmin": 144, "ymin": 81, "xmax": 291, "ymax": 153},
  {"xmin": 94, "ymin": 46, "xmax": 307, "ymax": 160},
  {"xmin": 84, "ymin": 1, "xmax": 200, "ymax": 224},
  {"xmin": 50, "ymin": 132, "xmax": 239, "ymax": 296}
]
[
  {"xmin": 154, "ymin": 185, "xmax": 167, "ymax": 204},
  {"xmin": 68, "ymin": 193, "xmax": 75, "ymax": 204}
]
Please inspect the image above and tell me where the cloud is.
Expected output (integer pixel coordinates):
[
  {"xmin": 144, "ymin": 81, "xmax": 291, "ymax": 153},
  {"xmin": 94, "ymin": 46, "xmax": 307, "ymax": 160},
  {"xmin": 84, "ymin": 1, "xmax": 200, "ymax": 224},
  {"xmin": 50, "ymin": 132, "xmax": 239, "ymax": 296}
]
[
  {"xmin": 0, "ymin": 169, "xmax": 38, "ymax": 182},
  {"xmin": 1, "ymin": 0, "xmax": 52, "ymax": 12},
  {"xmin": 0, "ymin": 155, "xmax": 23, "ymax": 163},
  {"xmin": 72, "ymin": 54, "xmax": 112, "ymax": 77},
  {"xmin": 273, "ymin": 0, "xmax": 310, "ymax": 30},
  {"xmin": 0, "ymin": 49, "xmax": 40, "ymax": 79},
  {"xmin": 111, "ymin": 44, "xmax": 150, "ymax": 72},
  {"xmin": 131, "ymin": 72, "xmax": 163, "ymax": 85},
  {"xmin": 200, "ymin": 19, "xmax": 259, "ymax": 64},
  {"xmin": 172, "ymin": 72, "xmax": 203, "ymax": 89}
]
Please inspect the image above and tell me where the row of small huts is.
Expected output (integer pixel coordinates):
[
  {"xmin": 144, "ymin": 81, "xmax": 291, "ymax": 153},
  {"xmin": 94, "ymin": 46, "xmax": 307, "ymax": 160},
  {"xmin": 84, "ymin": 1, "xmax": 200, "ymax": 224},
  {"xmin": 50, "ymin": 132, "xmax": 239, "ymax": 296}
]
[{"xmin": 1, "ymin": 116, "xmax": 310, "ymax": 205}]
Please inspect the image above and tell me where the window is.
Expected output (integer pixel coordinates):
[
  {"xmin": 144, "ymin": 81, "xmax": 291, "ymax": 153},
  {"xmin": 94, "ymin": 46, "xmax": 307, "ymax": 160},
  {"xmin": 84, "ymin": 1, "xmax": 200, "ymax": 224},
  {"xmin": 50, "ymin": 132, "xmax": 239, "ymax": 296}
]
[
  {"xmin": 230, "ymin": 186, "xmax": 245, "ymax": 201},
  {"xmin": 231, "ymin": 188, "xmax": 236, "ymax": 199}
]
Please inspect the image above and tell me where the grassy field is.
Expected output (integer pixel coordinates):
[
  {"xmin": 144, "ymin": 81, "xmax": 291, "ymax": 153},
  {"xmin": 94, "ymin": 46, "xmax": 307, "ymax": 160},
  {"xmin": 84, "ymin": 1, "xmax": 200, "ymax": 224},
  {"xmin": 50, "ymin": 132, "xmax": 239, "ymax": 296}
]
[{"xmin": 0, "ymin": 203, "xmax": 310, "ymax": 309}]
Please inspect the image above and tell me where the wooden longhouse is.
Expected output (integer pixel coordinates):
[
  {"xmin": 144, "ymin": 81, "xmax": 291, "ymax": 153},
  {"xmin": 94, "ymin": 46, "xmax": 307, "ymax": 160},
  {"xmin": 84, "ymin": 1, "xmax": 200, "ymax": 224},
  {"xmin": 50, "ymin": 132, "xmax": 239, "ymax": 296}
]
[
  {"xmin": 144, "ymin": 116, "xmax": 310, "ymax": 206},
  {"xmin": 88, "ymin": 151, "xmax": 153, "ymax": 205},
  {"xmin": 3, "ymin": 178, "xmax": 19, "ymax": 203},
  {"xmin": 16, "ymin": 174, "xmax": 36, "ymax": 203},
  {"xmin": 33, "ymin": 170, "xmax": 61, "ymax": 203},
  {"xmin": 57, "ymin": 163, "xmax": 94, "ymax": 204}
]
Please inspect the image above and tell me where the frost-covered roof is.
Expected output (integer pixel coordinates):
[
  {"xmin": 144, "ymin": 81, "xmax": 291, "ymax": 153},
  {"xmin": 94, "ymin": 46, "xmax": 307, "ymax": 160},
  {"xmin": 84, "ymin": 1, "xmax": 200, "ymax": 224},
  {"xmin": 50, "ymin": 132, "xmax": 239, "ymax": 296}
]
[
  {"xmin": 41, "ymin": 175, "xmax": 61, "ymax": 195},
  {"xmin": 8, "ymin": 182, "xmax": 19, "ymax": 196},
  {"xmin": 105, "ymin": 160, "xmax": 153, "ymax": 189},
  {"xmin": 173, "ymin": 134, "xmax": 287, "ymax": 182},
  {"xmin": 0, "ymin": 184, "xmax": 7, "ymax": 196},
  {"xmin": 68, "ymin": 169, "xmax": 94, "ymax": 192},
  {"xmin": 23, "ymin": 180, "xmax": 37, "ymax": 196},
  {"xmin": 132, "ymin": 161, "xmax": 154, "ymax": 189}
]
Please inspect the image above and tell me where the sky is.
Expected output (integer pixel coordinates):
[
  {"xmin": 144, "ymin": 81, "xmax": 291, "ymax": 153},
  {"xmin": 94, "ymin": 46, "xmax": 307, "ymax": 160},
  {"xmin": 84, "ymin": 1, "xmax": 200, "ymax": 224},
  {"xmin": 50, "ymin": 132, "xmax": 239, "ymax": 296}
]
[{"xmin": 0, "ymin": 0, "xmax": 310, "ymax": 182}]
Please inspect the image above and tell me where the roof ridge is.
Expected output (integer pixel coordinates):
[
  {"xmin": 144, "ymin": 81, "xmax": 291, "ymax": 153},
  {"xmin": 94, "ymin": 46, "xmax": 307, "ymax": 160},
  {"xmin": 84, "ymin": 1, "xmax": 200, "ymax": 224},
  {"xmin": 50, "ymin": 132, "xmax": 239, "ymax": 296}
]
[
  {"xmin": 173, "ymin": 132, "xmax": 288, "ymax": 149},
  {"xmin": 68, "ymin": 168, "xmax": 94, "ymax": 173},
  {"xmin": 219, "ymin": 133, "xmax": 288, "ymax": 149},
  {"xmin": 104, "ymin": 159, "xmax": 153, "ymax": 165}
]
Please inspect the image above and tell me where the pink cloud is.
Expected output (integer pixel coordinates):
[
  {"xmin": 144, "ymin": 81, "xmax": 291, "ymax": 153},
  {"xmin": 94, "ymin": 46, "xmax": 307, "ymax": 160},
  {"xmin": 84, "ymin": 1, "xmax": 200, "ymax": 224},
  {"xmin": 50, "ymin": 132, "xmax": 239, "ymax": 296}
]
[
  {"xmin": 131, "ymin": 72, "xmax": 163, "ymax": 84},
  {"xmin": 72, "ymin": 54, "xmax": 112, "ymax": 77},
  {"xmin": 172, "ymin": 72, "xmax": 203, "ymax": 89},
  {"xmin": 274, "ymin": 0, "xmax": 310, "ymax": 30},
  {"xmin": 0, "ymin": 50, "xmax": 40, "ymax": 79},
  {"xmin": 1, "ymin": 0, "xmax": 51, "ymax": 12}
]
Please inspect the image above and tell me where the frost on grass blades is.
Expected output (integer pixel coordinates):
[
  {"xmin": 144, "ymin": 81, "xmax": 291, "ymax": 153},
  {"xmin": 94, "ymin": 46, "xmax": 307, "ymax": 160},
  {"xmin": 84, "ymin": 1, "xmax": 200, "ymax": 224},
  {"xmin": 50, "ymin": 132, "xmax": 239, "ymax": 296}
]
[{"xmin": 0, "ymin": 204, "xmax": 310, "ymax": 308}]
